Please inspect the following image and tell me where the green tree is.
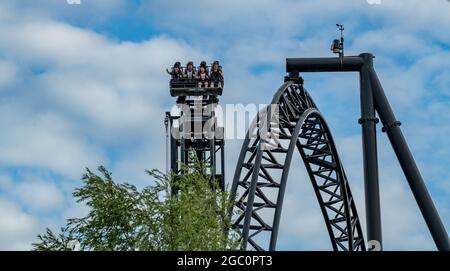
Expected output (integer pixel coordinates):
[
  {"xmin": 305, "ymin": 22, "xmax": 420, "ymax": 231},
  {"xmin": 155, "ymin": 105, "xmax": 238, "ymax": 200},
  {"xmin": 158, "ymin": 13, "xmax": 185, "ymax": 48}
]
[{"xmin": 32, "ymin": 163, "xmax": 239, "ymax": 251}]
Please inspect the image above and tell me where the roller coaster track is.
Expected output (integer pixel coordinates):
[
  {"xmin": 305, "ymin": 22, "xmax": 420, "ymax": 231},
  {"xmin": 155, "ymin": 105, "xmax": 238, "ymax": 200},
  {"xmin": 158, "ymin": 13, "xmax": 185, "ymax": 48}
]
[{"xmin": 230, "ymin": 81, "xmax": 365, "ymax": 251}]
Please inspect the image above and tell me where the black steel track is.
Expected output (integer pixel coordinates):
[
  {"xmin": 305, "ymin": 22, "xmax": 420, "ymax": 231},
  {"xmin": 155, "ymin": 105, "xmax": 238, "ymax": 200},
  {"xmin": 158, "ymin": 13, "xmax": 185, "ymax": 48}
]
[{"xmin": 230, "ymin": 82, "xmax": 365, "ymax": 251}]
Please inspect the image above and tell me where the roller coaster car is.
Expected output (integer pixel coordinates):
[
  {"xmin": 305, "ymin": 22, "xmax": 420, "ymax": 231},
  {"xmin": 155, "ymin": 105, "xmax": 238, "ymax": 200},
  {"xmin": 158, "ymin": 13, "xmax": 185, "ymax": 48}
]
[{"xmin": 168, "ymin": 64, "xmax": 224, "ymax": 97}]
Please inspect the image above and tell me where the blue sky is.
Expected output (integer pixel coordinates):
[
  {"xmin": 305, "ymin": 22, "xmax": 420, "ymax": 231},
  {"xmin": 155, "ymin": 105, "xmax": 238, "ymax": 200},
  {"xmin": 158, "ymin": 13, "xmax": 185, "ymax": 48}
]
[{"xmin": 0, "ymin": 0, "xmax": 450, "ymax": 250}]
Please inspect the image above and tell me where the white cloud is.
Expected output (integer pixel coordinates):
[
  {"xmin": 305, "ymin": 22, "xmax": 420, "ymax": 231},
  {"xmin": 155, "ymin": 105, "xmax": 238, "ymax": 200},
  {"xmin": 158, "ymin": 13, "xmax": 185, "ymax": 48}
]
[
  {"xmin": 0, "ymin": 9, "xmax": 212, "ymax": 180},
  {"xmin": 0, "ymin": 18, "xmax": 209, "ymax": 141},
  {"xmin": 0, "ymin": 60, "xmax": 18, "ymax": 89},
  {"xmin": 15, "ymin": 180, "xmax": 65, "ymax": 212},
  {"xmin": 0, "ymin": 173, "xmax": 65, "ymax": 213},
  {"xmin": 0, "ymin": 106, "xmax": 104, "ymax": 179},
  {"xmin": 0, "ymin": 198, "xmax": 37, "ymax": 250},
  {"xmin": 1, "ymin": 0, "xmax": 128, "ymax": 24}
]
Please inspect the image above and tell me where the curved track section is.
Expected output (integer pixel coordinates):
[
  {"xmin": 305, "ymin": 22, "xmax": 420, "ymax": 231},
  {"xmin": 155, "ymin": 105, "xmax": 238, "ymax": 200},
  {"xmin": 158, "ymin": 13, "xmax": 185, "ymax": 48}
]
[{"xmin": 231, "ymin": 82, "xmax": 365, "ymax": 251}]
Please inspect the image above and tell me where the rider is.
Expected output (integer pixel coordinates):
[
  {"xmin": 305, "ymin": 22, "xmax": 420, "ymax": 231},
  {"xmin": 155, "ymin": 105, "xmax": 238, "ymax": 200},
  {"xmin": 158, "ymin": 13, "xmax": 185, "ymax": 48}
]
[
  {"xmin": 209, "ymin": 60, "xmax": 224, "ymax": 88},
  {"xmin": 183, "ymin": 61, "xmax": 196, "ymax": 81},
  {"xmin": 167, "ymin": 61, "xmax": 182, "ymax": 83},
  {"xmin": 197, "ymin": 61, "xmax": 209, "ymax": 88}
]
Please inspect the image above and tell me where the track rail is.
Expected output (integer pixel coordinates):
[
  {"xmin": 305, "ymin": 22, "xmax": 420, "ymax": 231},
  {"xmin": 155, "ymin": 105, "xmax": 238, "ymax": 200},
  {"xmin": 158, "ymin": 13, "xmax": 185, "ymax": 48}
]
[{"xmin": 230, "ymin": 82, "xmax": 365, "ymax": 251}]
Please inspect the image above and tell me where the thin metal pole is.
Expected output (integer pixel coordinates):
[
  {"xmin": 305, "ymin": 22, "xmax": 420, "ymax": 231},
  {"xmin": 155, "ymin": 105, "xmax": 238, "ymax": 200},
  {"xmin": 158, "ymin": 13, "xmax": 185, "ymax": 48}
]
[
  {"xmin": 221, "ymin": 140, "xmax": 225, "ymax": 191},
  {"xmin": 165, "ymin": 112, "xmax": 170, "ymax": 174},
  {"xmin": 369, "ymin": 68, "xmax": 450, "ymax": 251},
  {"xmin": 359, "ymin": 53, "xmax": 383, "ymax": 251}
]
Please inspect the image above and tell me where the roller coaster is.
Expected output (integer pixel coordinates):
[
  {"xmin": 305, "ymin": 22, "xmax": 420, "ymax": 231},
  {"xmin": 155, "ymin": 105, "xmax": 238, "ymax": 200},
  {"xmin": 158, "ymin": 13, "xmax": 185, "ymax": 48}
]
[{"xmin": 164, "ymin": 30, "xmax": 450, "ymax": 251}]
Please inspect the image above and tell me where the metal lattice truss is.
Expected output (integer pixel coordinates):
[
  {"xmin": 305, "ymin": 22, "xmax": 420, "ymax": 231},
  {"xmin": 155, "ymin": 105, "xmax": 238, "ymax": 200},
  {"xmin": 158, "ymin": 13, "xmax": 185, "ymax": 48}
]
[{"xmin": 230, "ymin": 82, "xmax": 365, "ymax": 251}]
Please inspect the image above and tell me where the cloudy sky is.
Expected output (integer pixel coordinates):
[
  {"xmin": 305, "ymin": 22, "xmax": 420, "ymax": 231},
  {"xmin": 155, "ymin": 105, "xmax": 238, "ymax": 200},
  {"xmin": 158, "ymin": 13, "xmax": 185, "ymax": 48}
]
[{"xmin": 0, "ymin": 0, "xmax": 449, "ymax": 250}]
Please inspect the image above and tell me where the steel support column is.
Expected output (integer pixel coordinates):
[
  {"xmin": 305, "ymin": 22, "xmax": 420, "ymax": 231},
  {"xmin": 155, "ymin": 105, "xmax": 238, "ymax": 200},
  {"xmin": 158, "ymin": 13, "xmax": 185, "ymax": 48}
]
[
  {"xmin": 369, "ymin": 68, "xmax": 450, "ymax": 251},
  {"xmin": 359, "ymin": 53, "xmax": 382, "ymax": 251}
]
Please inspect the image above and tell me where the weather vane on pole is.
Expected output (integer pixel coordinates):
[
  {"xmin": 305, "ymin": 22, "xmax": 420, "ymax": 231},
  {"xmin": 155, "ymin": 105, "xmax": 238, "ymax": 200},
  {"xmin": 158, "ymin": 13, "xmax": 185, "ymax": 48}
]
[{"xmin": 331, "ymin": 24, "xmax": 345, "ymax": 66}]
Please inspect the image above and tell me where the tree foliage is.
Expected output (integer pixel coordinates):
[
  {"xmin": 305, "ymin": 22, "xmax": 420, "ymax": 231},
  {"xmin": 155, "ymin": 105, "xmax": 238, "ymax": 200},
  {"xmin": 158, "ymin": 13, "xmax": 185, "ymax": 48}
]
[{"xmin": 32, "ymin": 164, "xmax": 239, "ymax": 251}]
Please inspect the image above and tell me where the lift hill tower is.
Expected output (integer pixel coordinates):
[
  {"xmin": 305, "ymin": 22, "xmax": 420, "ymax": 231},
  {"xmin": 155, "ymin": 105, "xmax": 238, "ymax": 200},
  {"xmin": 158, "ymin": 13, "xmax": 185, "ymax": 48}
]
[{"xmin": 165, "ymin": 71, "xmax": 225, "ymax": 191}]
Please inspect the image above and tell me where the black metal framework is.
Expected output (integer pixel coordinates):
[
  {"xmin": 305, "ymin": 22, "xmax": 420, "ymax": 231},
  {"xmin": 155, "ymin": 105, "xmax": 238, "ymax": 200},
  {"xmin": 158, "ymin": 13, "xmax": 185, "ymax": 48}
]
[
  {"xmin": 167, "ymin": 96, "xmax": 225, "ymax": 191},
  {"xmin": 230, "ymin": 82, "xmax": 365, "ymax": 251},
  {"xmin": 230, "ymin": 53, "xmax": 449, "ymax": 251},
  {"xmin": 286, "ymin": 53, "xmax": 449, "ymax": 251}
]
